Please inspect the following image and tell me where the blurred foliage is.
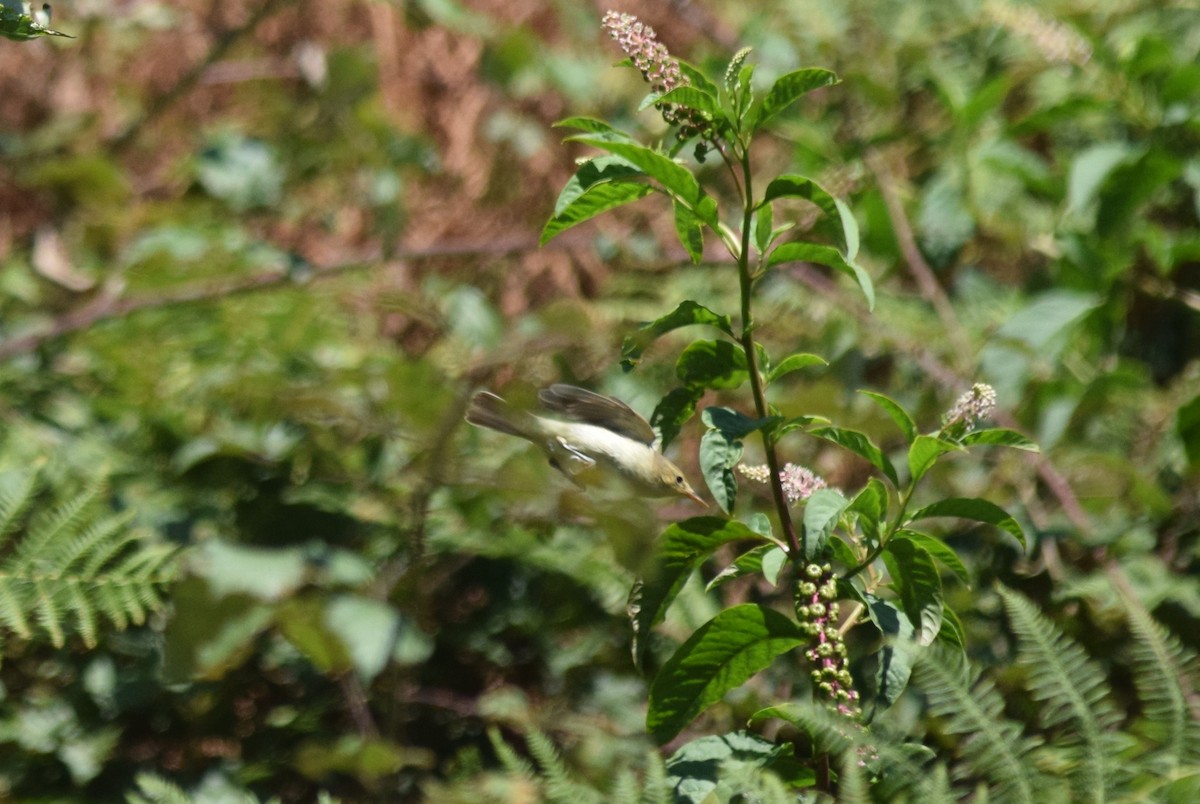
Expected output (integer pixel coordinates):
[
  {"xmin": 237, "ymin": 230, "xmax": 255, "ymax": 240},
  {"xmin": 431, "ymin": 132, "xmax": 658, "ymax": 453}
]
[{"xmin": 0, "ymin": 0, "xmax": 1197, "ymax": 800}]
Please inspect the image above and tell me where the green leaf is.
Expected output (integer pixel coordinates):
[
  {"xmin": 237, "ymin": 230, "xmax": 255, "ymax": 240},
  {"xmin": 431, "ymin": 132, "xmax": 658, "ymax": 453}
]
[
  {"xmin": 753, "ymin": 202, "xmax": 773, "ymax": 255},
  {"xmin": 647, "ymin": 604, "xmax": 806, "ymax": 744},
  {"xmin": 630, "ymin": 518, "xmax": 763, "ymax": 668},
  {"xmin": 847, "ymin": 478, "xmax": 888, "ymax": 543},
  {"xmin": 860, "ymin": 391, "xmax": 917, "ymax": 443},
  {"xmin": 882, "ymin": 539, "xmax": 943, "ymax": 647},
  {"xmin": 651, "ymin": 387, "xmax": 703, "ymax": 450},
  {"xmin": 553, "ymin": 116, "xmax": 637, "ymax": 141},
  {"xmin": 994, "ymin": 290, "xmax": 1099, "ymax": 352},
  {"xmin": 706, "ymin": 543, "xmax": 772, "ymax": 592},
  {"xmin": 959, "ymin": 428, "xmax": 1040, "ymax": 451},
  {"xmin": 325, "ymin": 595, "xmax": 402, "ymax": 683},
  {"xmin": 766, "ymin": 353, "xmax": 827, "ymax": 384},
  {"xmin": 700, "ymin": 409, "xmax": 746, "ymax": 514},
  {"xmin": 908, "ymin": 498, "xmax": 1027, "ymax": 551},
  {"xmin": 673, "ymin": 198, "xmax": 705, "ymax": 263},
  {"xmin": 908, "ymin": 435, "xmax": 962, "ymax": 484},
  {"xmin": 766, "ymin": 241, "xmax": 874, "ymax": 309},
  {"xmin": 620, "ymin": 301, "xmax": 733, "ymax": 371},
  {"xmin": 802, "ymin": 488, "xmax": 849, "ymax": 561},
  {"xmin": 892, "ymin": 530, "xmax": 970, "ymax": 586},
  {"xmin": 1065, "ymin": 141, "xmax": 1135, "ymax": 216},
  {"xmin": 702, "ymin": 407, "xmax": 778, "ymax": 440},
  {"xmin": 677, "ymin": 59, "xmax": 720, "ymax": 97},
  {"xmin": 540, "ymin": 179, "xmax": 654, "ymax": 244},
  {"xmin": 665, "ymin": 731, "xmax": 792, "ymax": 802},
  {"xmin": 760, "ymin": 174, "xmax": 856, "ymax": 255},
  {"xmin": 677, "ymin": 340, "xmax": 749, "ymax": 390},
  {"xmin": 750, "ymin": 68, "xmax": 839, "ymax": 131},
  {"xmin": 863, "ymin": 594, "xmax": 918, "ymax": 709},
  {"xmin": 566, "ymin": 136, "xmax": 708, "ymax": 212},
  {"xmin": 809, "ymin": 426, "xmax": 899, "ymax": 487},
  {"xmin": 652, "ymin": 86, "xmax": 721, "ymax": 121}
]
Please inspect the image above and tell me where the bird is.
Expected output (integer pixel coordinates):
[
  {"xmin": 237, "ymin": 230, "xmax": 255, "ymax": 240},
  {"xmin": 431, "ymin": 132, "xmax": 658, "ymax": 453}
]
[{"xmin": 465, "ymin": 384, "xmax": 705, "ymax": 506}]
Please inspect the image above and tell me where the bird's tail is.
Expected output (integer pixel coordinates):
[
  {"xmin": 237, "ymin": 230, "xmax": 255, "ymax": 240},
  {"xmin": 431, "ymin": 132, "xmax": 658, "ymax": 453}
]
[{"xmin": 465, "ymin": 391, "xmax": 535, "ymax": 440}]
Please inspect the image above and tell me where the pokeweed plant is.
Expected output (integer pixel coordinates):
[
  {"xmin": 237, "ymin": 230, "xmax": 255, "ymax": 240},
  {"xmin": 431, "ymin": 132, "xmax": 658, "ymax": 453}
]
[{"xmin": 541, "ymin": 12, "xmax": 1039, "ymax": 796}]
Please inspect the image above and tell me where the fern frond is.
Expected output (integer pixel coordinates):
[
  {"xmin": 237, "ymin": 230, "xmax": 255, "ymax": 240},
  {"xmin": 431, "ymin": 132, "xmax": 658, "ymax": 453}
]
[
  {"xmin": 1117, "ymin": 579, "xmax": 1200, "ymax": 771},
  {"xmin": 913, "ymin": 648, "xmax": 1046, "ymax": 804},
  {"xmin": 0, "ymin": 468, "xmax": 42, "ymax": 543},
  {"xmin": 15, "ymin": 481, "xmax": 103, "ymax": 569},
  {"xmin": 997, "ymin": 585, "xmax": 1121, "ymax": 800},
  {"xmin": 609, "ymin": 768, "xmax": 638, "ymax": 804},
  {"xmin": 838, "ymin": 749, "xmax": 871, "ymax": 804},
  {"xmin": 758, "ymin": 700, "xmax": 941, "ymax": 800},
  {"xmin": 125, "ymin": 772, "xmax": 193, "ymax": 804},
  {"xmin": 641, "ymin": 747, "xmax": 668, "ymax": 804},
  {"xmin": 0, "ymin": 468, "xmax": 179, "ymax": 655},
  {"xmin": 525, "ymin": 728, "xmax": 604, "ymax": 804},
  {"xmin": 488, "ymin": 726, "xmax": 536, "ymax": 780}
]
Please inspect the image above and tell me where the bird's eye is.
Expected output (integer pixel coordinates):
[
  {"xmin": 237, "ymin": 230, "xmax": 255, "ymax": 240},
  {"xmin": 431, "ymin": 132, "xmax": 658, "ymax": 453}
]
[{"xmin": 675, "ymin": 475, "xmax": 684, "ymax": 484}]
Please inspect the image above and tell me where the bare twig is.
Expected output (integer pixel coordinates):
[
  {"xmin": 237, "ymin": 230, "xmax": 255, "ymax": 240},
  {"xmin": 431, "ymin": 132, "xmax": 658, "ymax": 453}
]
[
  {"xmin": 0, "ymin": 237, "xmax": 542, "ymax": 361},
  {"xmin": 864, "ymin": 149, "xmax": 973, "ymax": 369},
  {"xmin": 109, "ymin": 0, "xmax": 300, "ymax": 154}
]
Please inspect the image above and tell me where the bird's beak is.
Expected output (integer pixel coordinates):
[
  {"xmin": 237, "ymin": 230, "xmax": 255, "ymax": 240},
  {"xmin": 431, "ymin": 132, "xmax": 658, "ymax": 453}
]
[{"xmin": 683, "ymin": 488, "xmax": 707, "ymax": 507}]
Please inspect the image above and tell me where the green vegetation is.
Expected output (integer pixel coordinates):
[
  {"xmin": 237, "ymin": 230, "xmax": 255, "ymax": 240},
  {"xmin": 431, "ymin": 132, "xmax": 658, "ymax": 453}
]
[{"xmin": 0, "ymin": 0, "xmax": 1196, "ymax": 800}]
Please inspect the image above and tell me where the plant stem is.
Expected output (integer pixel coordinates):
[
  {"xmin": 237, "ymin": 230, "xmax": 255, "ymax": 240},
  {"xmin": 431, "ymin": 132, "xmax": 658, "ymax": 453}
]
[{"xmin": 735, "ymin": 152, "xmax": 800, "ymax": 557}]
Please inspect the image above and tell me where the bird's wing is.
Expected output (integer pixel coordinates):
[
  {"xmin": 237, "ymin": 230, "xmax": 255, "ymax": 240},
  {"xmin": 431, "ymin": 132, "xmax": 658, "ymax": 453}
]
[{"xmin": 537, "ymin": 384, "xmax": 657, "ymax": 446}]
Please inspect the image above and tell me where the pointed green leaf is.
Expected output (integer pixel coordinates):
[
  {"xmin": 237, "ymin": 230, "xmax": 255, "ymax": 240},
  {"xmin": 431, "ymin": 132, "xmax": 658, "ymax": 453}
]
[
  {"xmin": 702, "ymin": 407, "xmax": 778, "ymax": 440},
  {"xmin": 540, "ymin": 180, "xmax": 654, "ymax": 244},
  {"xmin": 892, "ymin": 530, "xmax": 970, "ymax": 586},
  {"xmin": 809, "ymin": 426, "xmax": 899, "ymax": 487},
  {"xmin": 882, "ymin": 539, "xmax": 943, "ymax": 647},
  {"xmin": 620, "ymin": 301, "xmax": 733, "ymax": 370},
  {"xmin": 848, "ymin": 478, "xmax": 888, "ymax": 542},
  {"xmin": 802, "ymin": 488, "xmax": 849, "ymax": 561},
  {"xmin": 549, "ymin": 156, "xmax": 643, "ymax": 215},
  {"xmin": 630, "ymin": 518, "xmax": 763, "ymax": 668},
  {"xmin": 760, "ymin": 174, "xmax": 857, "ymax": 256},
  {"xmin": 860, "ymin": 391, "xmax": 917, "ymax": 443},
  {"xmin": 909, "ymin": 498, "xmax": 1027, "ymax": 551},
  {"xmin": 652, "ymin": 86, "xmax": 721, "ymax": 120},
  {"xmin": 673, "ymin": 198, "xmax": 705, "ymax": 263},
  {"xmin": 647, "ymin": 604, "xmax": 806, "ymax": 744},
  {"xmin": 754, "ymin": 202, "xmax": 774, "ymax": 255},
  {"xmin": 567, "ymin": 136, "xmax": 707, "ymax": 210},
  {"xmin": 553, "ymin": 116, "xmax": 637, "ymax": 141},
  {"xmin": 706, "ymin": 543, "xmax": 773, "ymax": 592},
  {"xmin": 767, "ymin": 241, "xmax": 874, "ymax": 308},
  {"xmin": 750, "ymin": 68, "xmax": 839, "ymax": 131},
  {"xmin": 960, "ymin": 428, "xmax": 1040, "ymax": 451},
  {"xmin": 700, "ymin": 409, "xmax": 746, "ymax": 514},
  {"xmin": 908, "ymin": 435, "xmax": 962, "ymax": 484},
  {"xmin": 863, "ymin": 593, "xmax": 919, "ymax": 709},
  {"xmin": 677, "ymin": 340, "xmax": 748, "ymax": 390},
  {"xmin": 651, "ymin": 387, "xmax": 703, "ymax": 450},
  {"xmin": 677, "ymin": 59, "xmax": 721, "ymax": 98},
  {"xmin": 766, "ymin": 353, "xmax": 827, "ymax": 384}
]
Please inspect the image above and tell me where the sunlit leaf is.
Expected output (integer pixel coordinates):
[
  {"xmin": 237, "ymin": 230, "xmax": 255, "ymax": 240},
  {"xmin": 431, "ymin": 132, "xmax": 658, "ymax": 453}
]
[
  {"xmin": 909, "ymin": 498, "xmax": 1027, "ymax": 551},
  {"xmin": 809, "ymin": 426, "xmax": 898, "ymax": 486},
  {"xmin": 802, "ymin": 488, "xmax": 848, "ymax": 561},
  {"xmin": 749, "ymin": 68, "xmax": 839, "ymax": 131},
  {"xmin": 621, "ymin": 301, "xmax": 734, "ymax": 370},
  {"xmin": 630, "ymin": 518, "xmax": 763, "ymax": 668},
  {"xmin": 647, "ymin": 604, "xmax": 806, "ymax": 744},
  {"xmin": 767, "ymin": 241, "xmax": 874, "ymax": 309}
]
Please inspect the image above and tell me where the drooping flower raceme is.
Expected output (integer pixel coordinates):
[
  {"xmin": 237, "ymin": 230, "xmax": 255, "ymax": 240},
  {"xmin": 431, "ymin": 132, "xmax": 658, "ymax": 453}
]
[{"xmin": 601, "ymin": 11, "xmax": 708, "ymax": 139}]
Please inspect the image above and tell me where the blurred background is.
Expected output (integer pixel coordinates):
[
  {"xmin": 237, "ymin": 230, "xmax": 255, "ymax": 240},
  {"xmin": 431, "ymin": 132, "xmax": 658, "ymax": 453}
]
[{"xmin": 0, "ymin": 0, "xmax": 1197, "ymax": 799}]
